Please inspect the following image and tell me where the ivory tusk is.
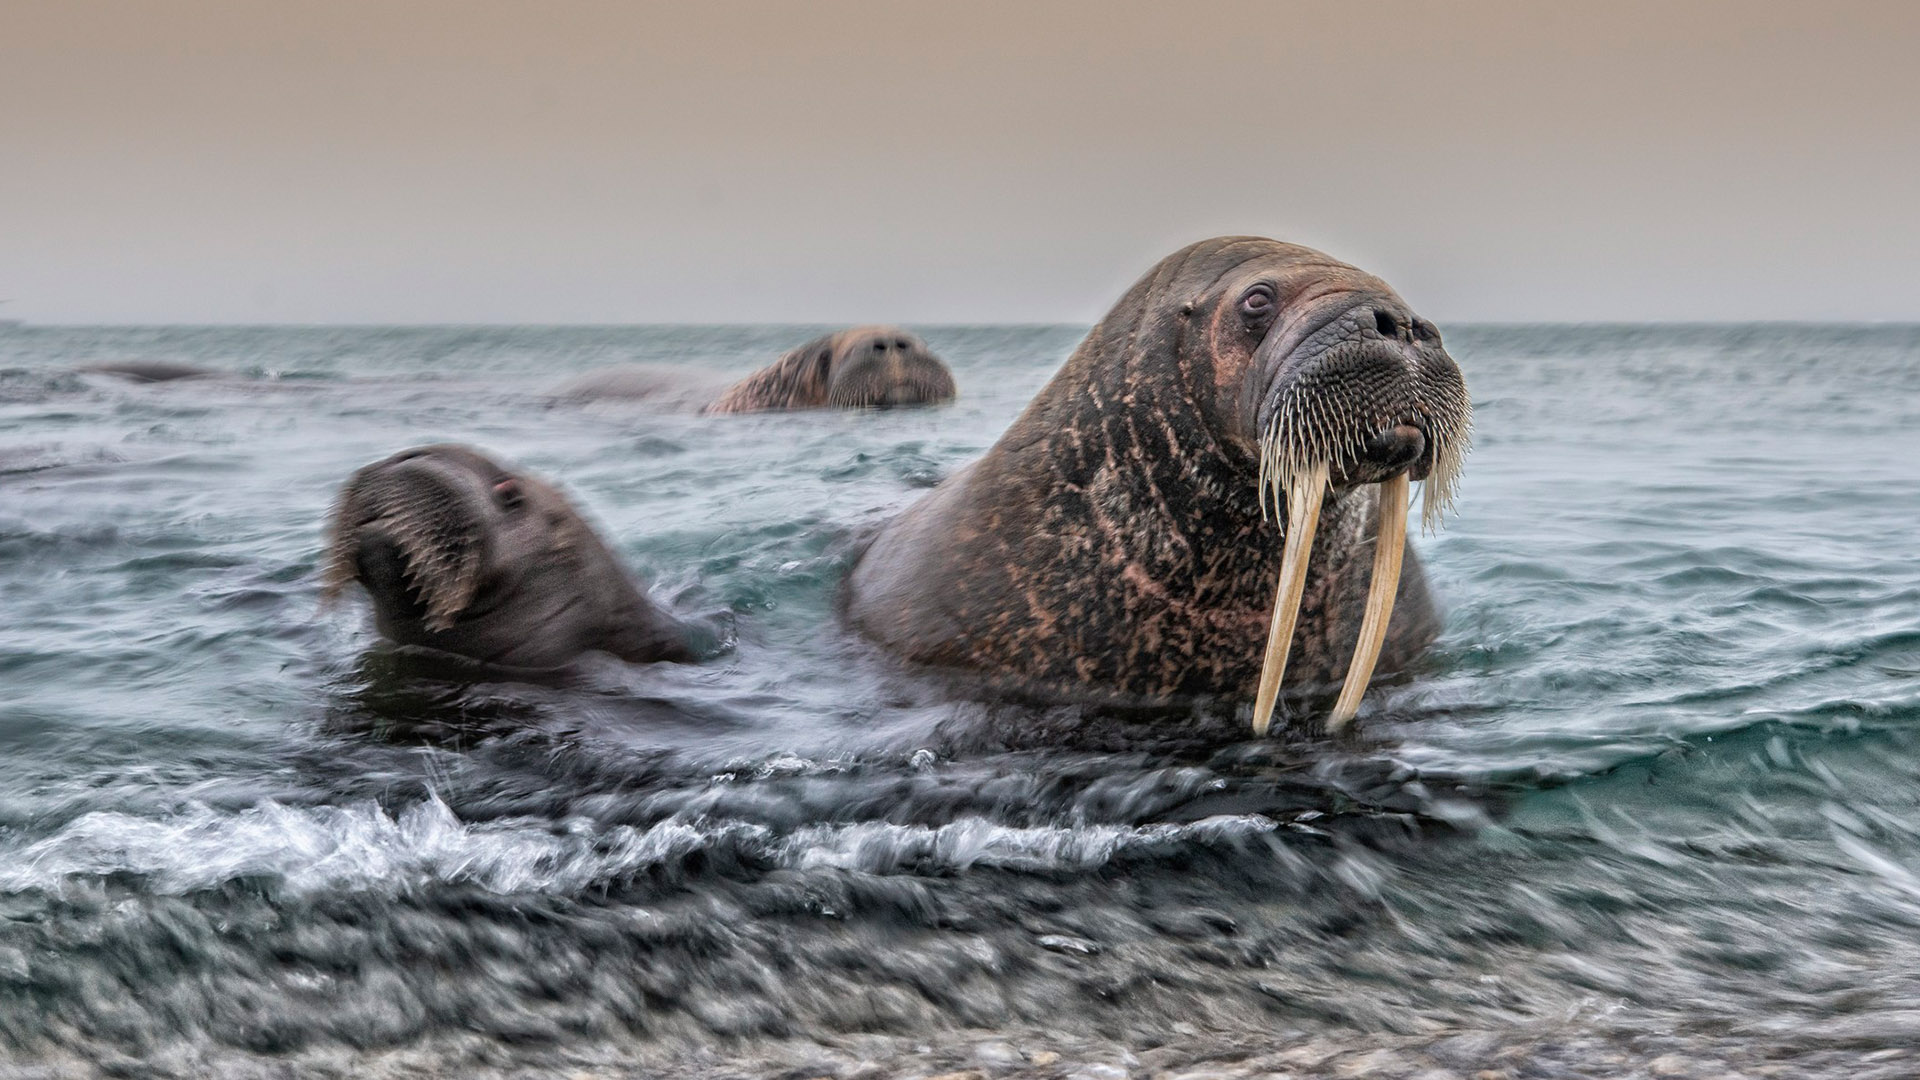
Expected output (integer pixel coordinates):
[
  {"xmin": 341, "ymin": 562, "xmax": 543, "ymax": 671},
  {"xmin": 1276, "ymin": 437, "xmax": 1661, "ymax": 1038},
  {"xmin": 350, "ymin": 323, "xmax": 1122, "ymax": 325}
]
[
  {"xmin": 1327, "ymin": 472, "xmax": 1410, "ymax": 731},
  {"xmin": 1250, "ymin": 461, "xmax": 1329, "ymax": 736}
]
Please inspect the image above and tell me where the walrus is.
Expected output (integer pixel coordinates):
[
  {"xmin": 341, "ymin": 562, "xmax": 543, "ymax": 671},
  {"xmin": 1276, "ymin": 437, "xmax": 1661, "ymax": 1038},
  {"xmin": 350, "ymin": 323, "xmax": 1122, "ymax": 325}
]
[
  {"xmin": 322, "ymin": 444, "xmax": 700, "ymax": 671},
  {"xmin": 843, "ymin": 237, "xmax": 1471, "ymax": 733},
  {"xmin": 554, "ymin": 326, "xmax": 957, "ymax": 412},
  {"xmin": 78, "ymin": 362, "xmax": 217, "ymax": 382}
]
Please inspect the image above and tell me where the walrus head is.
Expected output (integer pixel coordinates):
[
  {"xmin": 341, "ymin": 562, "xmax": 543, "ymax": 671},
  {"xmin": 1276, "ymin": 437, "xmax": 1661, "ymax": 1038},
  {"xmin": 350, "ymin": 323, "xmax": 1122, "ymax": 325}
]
[
  {"xmin": 321, "ymin": 444, "xmax": 695, "ymax": 669},
  {"xmin": 704, "ymin": 326, "xmax": 957, "ymax": 413},
  {"xmin": 1172, "ymin": 240, "xmax": 1471, "ymax": 731}
]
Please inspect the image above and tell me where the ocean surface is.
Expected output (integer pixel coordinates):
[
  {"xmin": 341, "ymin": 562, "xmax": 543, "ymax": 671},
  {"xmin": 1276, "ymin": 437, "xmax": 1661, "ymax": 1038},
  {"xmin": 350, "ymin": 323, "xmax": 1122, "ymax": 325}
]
[{"xmin": 1, "ymin": 323, "xmax": 1917, "ymax": 1077}]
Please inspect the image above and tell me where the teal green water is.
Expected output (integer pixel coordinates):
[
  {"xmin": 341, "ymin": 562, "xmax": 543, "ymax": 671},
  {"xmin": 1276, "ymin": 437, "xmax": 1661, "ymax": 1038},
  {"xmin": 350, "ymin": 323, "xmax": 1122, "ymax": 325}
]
[{"xmin": 1, "ymin": 324, "xmax": 1918, "ymax": 1072}]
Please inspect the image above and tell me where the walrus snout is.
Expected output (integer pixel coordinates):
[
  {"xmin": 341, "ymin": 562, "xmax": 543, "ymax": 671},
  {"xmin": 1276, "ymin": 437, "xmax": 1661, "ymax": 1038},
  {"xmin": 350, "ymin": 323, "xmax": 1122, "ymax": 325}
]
[
  {"xmin": 1332, "ymin": 421, "xmax": 1428, "ymax": 487},
  {"xmin": 1254, "ymin": 293, "xmax": 1468, "ymax": 517},
  {"xmin": 828, "ymin": 341, "xmax": 958, "ymax": 409},
  {"xmin": 325, "ymin": 449, "xmax": 495, "ymax": 631}
]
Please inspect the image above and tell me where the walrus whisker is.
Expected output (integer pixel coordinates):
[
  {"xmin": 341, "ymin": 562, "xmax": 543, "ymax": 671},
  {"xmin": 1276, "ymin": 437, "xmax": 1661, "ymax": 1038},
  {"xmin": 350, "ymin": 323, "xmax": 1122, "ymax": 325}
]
[
  {"xmin": 319, "ymin": 489, "xmax": 368, "ymax": 608},
  {"xmin": 1328, "ymin": 472, "xmax": 1409, "ymax": 731},
  {"xmin": 320, "ymin": 481, "xmax": 484, "ymax": 631},
  {"xmin": 1251, "ymin": 459, "xmax": 1328, "ymax": 736},
  {"xmin": 400, "ymin": 527, "xmax": 482, "ymax": 631}
]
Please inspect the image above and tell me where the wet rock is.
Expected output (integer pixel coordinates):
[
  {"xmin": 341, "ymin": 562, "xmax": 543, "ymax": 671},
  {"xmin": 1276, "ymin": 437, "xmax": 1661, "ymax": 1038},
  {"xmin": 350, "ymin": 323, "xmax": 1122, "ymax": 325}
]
[
  {"xmin": 1147, "ymin": 909, "xmax": 1240, "ymax": 940},
  {"xmin": 1334, "ymin": 1049, "xmax": 1413, "ymax": 1078},
  {"xmin": 972, "ymin": 1041, "xmax": 1023, "ymax": 1072},
  {"xmin": 1647, "ymin": 1055, "xmax": 1692, "ymax": 1076},
  {"xmin": 1133, "ymin": 1045, "xmax": 1187, "ymax": 1072},
  {"xmin": 1035, "ymin": 935, "xmax": 1102, "ymax": 956},
  {"xmin": 1853, "ymin": 1067, "xmax": 1920, "ymax": 1080},
  {"xmin": 1799, "ymin": 1011, "xmax": 1920, "ymax": 1049},
  {"xmin": 1428, "ymin": 1033, "xmax": 1503, "ymax": 1069},
  {"xmin": 1268, "ymin": 1041, "xmax": 1345, "ymax": 1069}
]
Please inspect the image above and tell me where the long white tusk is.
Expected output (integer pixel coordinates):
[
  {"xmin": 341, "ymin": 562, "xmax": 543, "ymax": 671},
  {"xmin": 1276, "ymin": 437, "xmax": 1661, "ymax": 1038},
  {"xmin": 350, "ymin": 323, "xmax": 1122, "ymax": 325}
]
[
  {"xmin": 1328, "ymin": 472, "xmax": 1410, "ymax": 731},
  {"xmin": 1251, "ymin": 461, "xmax": 1329, "ymax": 736}
]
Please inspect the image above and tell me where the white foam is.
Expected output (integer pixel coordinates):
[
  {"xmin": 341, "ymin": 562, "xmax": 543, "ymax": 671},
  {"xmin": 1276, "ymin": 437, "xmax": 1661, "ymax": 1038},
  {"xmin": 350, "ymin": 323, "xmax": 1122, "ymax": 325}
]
[
  {"xmin": 0, "ymin": 797, "xmax": 1279, "ymax": 897},
  {"xmin": 788, "ymin": 814, "xmax": 1279, "ymax": 874},
  {"xmin": 0, "ymin": 797, "xmax": 770, "ymax": 896}
]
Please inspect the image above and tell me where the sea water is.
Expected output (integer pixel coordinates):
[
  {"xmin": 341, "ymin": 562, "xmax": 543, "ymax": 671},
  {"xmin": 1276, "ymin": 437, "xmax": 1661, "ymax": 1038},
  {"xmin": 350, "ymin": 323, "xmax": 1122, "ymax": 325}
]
[{"xmin": 1, "ymin": 323, "xmax": 1917, "ymax": 1076}]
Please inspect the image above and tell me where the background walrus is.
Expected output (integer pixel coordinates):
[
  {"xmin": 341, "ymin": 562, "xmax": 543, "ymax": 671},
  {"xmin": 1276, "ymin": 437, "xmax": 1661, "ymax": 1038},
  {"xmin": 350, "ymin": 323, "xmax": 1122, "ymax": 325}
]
[
  {"xmin": 844, "ymin": 237, "xmax": 1471, "ymax": 731},
  {"xmin": 556, "ymin": 325, "xmax": 957, "ymax": 412},
  {"xmin": 323, "ymin": 444, "xmax": 702, "ymax": 671},
  {"xmin": 77, "ymin": 361, "xmax": 217, "ymax": 382}
]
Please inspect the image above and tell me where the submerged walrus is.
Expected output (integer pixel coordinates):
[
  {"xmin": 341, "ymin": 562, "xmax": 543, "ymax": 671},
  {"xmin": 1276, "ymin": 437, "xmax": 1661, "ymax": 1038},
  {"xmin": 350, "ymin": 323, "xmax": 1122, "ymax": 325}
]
[
  {"xmin": 844, "ymin": 237, "xmax": 1471, "ymax": 732},
  {"xmin": 322, "ymin": 444, "xmax": 700, "ymax": 670},
  {"xmin": 78, "ymin": 362, "xmax": 217, "ymax": 382},
  {"xmin": 556, "ymin": 326, "xmax": 957, "ymax": 412}
]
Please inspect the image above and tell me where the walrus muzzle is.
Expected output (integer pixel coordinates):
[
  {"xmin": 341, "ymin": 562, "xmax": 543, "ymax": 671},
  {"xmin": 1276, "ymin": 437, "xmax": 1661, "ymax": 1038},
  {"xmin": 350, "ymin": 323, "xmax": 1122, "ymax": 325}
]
[
  {"xmin": 1250, "ymin": 319, "xmax": 1471, "ymax": 735},
  {"xmin": 321, "ymin": 459, "xmax": 488, "ymax": 632},
  {"xmin": 826, "ymin": 337, "xmax": 959, "ymax": 409}
]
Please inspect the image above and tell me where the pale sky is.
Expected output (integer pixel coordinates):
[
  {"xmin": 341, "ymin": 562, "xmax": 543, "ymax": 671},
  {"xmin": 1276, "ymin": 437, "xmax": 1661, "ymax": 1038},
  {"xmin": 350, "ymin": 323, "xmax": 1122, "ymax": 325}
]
[{"xmin": 3, "ymin": 1, "xmax": 1917, "ymax": 324}]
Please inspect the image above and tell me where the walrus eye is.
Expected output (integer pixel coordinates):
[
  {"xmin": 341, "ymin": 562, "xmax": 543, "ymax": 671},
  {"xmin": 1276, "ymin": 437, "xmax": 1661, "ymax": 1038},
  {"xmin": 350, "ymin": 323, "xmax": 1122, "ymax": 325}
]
[
  {"xmin": 1239, "ymin": 284, "xmax": 1277, "ymax": 325},
  {"xmin": 492, "ymin": 477, "xmax": 524, "ymax": 512}
]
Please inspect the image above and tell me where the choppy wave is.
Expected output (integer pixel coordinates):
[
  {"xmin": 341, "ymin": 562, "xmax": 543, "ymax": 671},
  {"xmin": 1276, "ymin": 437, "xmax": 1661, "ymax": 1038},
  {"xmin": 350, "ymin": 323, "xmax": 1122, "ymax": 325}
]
[{"xmin": 0, "ymin": 797, "xmax": 1281, "ymax": 897}]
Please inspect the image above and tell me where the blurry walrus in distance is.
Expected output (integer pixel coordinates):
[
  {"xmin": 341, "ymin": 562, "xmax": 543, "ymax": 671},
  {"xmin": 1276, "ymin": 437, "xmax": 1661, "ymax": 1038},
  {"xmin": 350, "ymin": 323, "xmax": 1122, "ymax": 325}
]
[
  {"xmin": 843, "ymin": 237, "xmax": 1471, "ymax": 734},
  {"xmin": 323, "ymin": 444, "xmax": 702, "ymax": 672},
  {"xmin": 556, "ymin": 325, "xmax": 957, "ymax": 412}
]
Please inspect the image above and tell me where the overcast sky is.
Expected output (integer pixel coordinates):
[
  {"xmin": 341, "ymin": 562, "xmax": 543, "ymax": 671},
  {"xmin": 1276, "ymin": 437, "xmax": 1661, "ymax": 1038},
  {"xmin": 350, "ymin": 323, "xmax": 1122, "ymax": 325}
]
[{"xmin": 3, "ymin": 1, "xmax": 1916, "ymax": 324}]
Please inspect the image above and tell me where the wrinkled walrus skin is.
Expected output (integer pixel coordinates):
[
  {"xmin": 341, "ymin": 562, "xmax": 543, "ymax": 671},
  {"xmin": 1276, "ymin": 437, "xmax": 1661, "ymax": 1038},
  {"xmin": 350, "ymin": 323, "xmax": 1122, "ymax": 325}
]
[
  {"xmin": 323, "ymin": 444, "xmax": 699, "ymax": 671},
  {"xmin": 843, "ymin": 237, "xmax": 1471, "ymax": 715},
  {"xmin": 554, "ymin": 326, "xmax": 957, "ymax": 413}
]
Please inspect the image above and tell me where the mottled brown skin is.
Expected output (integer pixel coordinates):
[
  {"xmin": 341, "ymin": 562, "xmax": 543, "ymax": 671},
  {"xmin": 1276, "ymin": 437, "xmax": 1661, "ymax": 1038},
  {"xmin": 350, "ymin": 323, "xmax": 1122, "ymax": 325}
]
[
  {"xmin": 843, "ymin": 237, "xmax": 1468, "ymax": 710},
  {"xmin": 325, "ymin": 444, "xmax": 698, "ymax": 671},
  {"xmin": 702, "ymin": 326, "xmax": 956, "ymax": 413}
]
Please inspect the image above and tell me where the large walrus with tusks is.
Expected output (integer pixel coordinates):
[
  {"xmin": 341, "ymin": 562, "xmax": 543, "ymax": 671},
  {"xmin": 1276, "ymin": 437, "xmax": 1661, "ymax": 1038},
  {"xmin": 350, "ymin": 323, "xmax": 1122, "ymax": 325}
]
[
  {"xmin": 323, "ymin": 444, "xmax": 701, "ymax": 671},
  {"xmin": 556, "ymin": 326, "xmax": 957, "ymax": 412},
  {"xmin": 843, "ymin": 237, "xmax": 1471, "ymax": 733}
]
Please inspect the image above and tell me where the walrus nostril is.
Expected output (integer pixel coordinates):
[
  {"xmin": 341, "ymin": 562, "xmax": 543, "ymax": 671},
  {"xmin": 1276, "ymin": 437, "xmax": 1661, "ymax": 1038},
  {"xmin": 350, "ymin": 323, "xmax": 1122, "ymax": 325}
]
[
  {"xmin": 1373, "ymin": 310, "xmax": 1400, "ymax": 338},
  {"xmin": 1363, "ymin": 423, "xmax": 1426, "ymax": 471}
]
